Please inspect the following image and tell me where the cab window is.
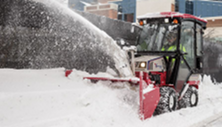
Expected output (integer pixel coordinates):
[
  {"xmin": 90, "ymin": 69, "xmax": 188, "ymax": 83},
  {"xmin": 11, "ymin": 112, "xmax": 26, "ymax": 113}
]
[
  {"xmin": 196, "ymin": 24, "xmax": 203, "ymax": 57},
  {"xmin": 180, "ymin": 21, "xmax": 195, "ymax": 69}
]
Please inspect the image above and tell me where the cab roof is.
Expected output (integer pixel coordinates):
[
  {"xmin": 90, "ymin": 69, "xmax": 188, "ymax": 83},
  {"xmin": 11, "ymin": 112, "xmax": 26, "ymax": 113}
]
[{"xmin": 137, "ymin": 12, "xmax": 207, "ymax": 24}]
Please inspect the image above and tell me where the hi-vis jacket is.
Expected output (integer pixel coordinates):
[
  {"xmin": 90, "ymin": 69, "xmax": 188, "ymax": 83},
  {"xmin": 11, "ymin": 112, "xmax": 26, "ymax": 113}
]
[
  {"xmin": 161, "ymin": 44, "xmax": 186, "ymax": 52},
  {"xmin": 161, "ymin": 45, "xmax": 186, "ymax": 63}
]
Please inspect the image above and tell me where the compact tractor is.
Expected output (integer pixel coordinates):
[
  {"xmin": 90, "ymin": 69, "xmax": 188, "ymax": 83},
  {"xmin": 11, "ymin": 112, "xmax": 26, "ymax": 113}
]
[{"xmin": 66, "ymin": 12, "xmax": 207, "ymax": 120}]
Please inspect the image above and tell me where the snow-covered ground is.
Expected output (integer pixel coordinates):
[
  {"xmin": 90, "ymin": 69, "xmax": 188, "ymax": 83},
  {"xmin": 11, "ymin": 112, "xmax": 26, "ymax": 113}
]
[
  {"xmin": 1, "ymin": 0, "xmax": 222, "ymax": 127},
  {"xmin": 0, "ymin": 68, "xmax": 222, "ymax": 127}
]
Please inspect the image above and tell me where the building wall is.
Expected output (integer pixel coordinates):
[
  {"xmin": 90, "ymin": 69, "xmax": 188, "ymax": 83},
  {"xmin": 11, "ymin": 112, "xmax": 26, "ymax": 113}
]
[
  {"xmin": 86, "ymin": 9, "xmax": 118, "ymax": 19},
  {"xmin": 85, "ymin": 3, "xmax": 118, "ymax": 19},
  {"xmin": 121, "ymin": 0, "xmax": 136, "ymax": 22},
  {"xmin": 171, "ymin": 3, "xmax": 175, "ymax": 12},
  {"xmin": 176, "ymin": 0, "xmax": 222, "ymax": 38},
  {"xmin": 206, "ymin": 18, "xmax": 222, "ymax": 28},
  {"xmin": 204, "ymin": 17, "xmax": 222, "ymax": 38},
  {"xmin": 195, "ymin": 1, "xmax": 222, "ymax": 17},
  {"xmin": 68, "ymin": 0, "xmax": 136, "ymax": 22},
  {"xmin": 68, "ymin": 0, "xmax": 96, "ymax": 11},
  {"xmin": 98, "ymin": 0, "xmax": 121, "ymax": 3},
  {"xmin": 136, "ymin": 0, "xmax": 173, "ymax": 18},
  {"xmin": 177, "ymin": 0, "xmax": 222, "ymax": 18}
]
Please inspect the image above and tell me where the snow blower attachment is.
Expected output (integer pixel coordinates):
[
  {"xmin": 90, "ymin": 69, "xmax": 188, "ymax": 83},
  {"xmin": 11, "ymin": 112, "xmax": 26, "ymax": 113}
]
[{"xmin": 65, "ymin": 12, "xmax": 207, "ymax": 120}]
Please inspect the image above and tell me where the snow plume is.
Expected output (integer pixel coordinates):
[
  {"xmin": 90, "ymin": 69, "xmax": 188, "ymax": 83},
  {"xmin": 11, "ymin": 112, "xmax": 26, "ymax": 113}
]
[{"xmin": 0, "ymin": 0, "xmax": 132, "ymax": 77}]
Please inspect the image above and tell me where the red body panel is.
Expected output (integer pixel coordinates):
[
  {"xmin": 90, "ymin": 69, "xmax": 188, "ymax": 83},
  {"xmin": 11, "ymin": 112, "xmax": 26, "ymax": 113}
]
[
  {"xmin": 135, "ymin": 71, "xmax": 167, "ymax": 87},
  {"xmin": 138, "ymin": 72, "xmax": 160, "ymax": 120},
  {"xmin": 160, "ymin": 12, "xmax": 207, "ymax": 23},
  {"xmin": 187, "ymin": 80, "xmax": 200, "ymax": 89},
  {"xmin": 65, "ymin": 70, "xmax": 73, "ymax": 77},
  {"xmin": 83, "ymin": 77, "xmax": 139, "ymax": 84},
  {"xmin": 142, "ymin": 88, "xmax": 160, "ymax": 119}
]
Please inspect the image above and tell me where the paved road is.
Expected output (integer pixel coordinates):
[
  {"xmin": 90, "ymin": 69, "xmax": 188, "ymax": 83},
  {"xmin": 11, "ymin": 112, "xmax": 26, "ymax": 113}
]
[
  {"xmin": 203, "ymin": 115, "xmax": 222, "ymax": 127},
  {"xmin": 191, "ymin": 112, "xmax": 222, "ymax": 127}
]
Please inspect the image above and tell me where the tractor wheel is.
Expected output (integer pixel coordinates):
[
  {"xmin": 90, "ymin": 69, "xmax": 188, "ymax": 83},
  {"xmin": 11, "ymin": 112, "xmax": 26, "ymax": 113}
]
[
  {"xmin": 178, "ymin": 86, "xmax": 198, "ymax": 109},
  {"xmin": 154, "ymin": 87, "xmax": 177, "ymax": 116}
]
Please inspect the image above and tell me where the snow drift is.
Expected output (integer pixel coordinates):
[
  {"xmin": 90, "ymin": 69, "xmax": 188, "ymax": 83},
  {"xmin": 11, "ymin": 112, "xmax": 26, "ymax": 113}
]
[{"xmin": 0, "ymin": 0, "xmax": 132, "ymax": 77}]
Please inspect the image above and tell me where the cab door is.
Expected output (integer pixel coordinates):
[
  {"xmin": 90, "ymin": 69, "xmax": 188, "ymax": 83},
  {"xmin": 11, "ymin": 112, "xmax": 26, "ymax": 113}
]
[
  {"xmin": 175, "ymin": 21, "xmax": 195, "ymax": 92},
  {"xmin": 196, "ymin": 24, "xmax": 204, "ymax": 73}
]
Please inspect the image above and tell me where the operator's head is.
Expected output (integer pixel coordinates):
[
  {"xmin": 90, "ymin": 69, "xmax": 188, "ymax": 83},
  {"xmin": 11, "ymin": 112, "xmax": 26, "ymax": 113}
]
[{"xmin": 167, "ymin": 29, "xmax": 177, "ymax": 45}]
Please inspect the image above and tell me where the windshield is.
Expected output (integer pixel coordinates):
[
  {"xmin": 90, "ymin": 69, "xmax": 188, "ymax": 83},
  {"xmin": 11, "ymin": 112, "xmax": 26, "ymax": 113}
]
[{"xmin": 137, "ymin": 24, "xmax": 179, "ymax": 52}]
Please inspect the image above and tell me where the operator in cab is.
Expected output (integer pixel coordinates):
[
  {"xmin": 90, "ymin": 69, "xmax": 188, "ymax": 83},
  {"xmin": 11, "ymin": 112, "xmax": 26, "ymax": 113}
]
[
  {"xmin": 161, "ymin": 28, "xmax": 187, "ymax": 66},
  {"xmin": 161, "ymin": 29, "xmax": 186, "ymax": 52}
]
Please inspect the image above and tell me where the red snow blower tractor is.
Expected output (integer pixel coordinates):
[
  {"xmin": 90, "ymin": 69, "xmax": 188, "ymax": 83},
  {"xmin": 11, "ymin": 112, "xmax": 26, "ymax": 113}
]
[{"xmin": 66, "ymin": 12, "xmax": 207, "ymax": 120}]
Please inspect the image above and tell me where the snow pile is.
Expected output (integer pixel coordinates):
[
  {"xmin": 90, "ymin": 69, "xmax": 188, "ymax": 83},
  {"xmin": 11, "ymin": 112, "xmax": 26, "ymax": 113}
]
[
  {"xmin": 0, "ymin": 68, "xmax": 139, "ymax": 127},
  {"xmin": 0, "ymin": 69, "xmax": 222, "ymax": 127}
]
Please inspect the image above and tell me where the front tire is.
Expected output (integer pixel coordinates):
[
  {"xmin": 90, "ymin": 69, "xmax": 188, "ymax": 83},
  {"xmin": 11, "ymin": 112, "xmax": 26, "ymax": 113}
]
[
  {"xmin": 178, "ymin": 86, "xmax": 198, "ymax": 109},
  {"xmin": 154, "ymin": 87, "xmax": 177, "ymax": 115}
]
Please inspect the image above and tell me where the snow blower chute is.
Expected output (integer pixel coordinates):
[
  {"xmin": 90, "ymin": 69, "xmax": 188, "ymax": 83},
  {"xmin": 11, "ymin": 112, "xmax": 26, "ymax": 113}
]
[{"xmin": 66, "ymin": 12, "xmax": 207, "ymax": 120}]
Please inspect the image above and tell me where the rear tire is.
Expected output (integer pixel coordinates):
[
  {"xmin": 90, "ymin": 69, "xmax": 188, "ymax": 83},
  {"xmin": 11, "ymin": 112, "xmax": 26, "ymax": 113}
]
[
  {"xmin": 154, "ymin": 87, "xmax": 177, "ymax": 115},
  {"xmin": 178, "ymin": 86, "xmax": 198, "ymax": 109}
]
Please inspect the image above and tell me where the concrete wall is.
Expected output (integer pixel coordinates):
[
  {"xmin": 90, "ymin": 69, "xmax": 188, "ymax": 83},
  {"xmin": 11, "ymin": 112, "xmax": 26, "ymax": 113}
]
[{"xmin": 136, "ymin": 0, "xmax": 174, "ymax": 18}]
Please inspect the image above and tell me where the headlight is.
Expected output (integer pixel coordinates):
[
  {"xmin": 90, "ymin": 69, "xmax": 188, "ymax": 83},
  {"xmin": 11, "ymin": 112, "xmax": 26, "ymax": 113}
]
[{"xmin": 139, "ymin": 62, "xmax": 146, "ymax": 68}]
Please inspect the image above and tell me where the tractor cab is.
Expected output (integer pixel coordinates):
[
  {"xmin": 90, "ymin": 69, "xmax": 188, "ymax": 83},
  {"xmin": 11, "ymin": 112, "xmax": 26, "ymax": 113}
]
[{"xmin": 134, "ymin": 12, "xmax": 207, "ymax": 93}]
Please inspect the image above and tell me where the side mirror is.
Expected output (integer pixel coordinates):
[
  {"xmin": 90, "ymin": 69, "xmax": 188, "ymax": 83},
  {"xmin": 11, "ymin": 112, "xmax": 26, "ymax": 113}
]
[
  {"xmin": 131, "ymin": 25, "xmax": 135, "ymax": 33},
  {"xmin": 131, "ymin": 23, "xmax": 142, "ymax": 33}
]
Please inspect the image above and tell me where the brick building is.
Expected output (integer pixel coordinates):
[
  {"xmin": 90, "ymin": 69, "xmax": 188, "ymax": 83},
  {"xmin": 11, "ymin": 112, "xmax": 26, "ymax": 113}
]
[
  {"xmin": 84, "ymin": 0, "xmax": 136, "ymax": 22},
  {"xmin": 68, "ymin": 0, "xmax": 136, "ymax": 22}
]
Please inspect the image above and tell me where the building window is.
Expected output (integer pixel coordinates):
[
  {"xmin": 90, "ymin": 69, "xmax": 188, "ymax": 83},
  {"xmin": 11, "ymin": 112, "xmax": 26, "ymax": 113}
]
[
  {"xmin": 175, "ymin": 0, "xmax": 179, "ymax": 12},
  {"xmin": 186, "ymin": 1, "xmax": 193, "ymax": 15},
  {"xmin": 118, "ymin": 14, "xmax": 122, "ymax": 20}
]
